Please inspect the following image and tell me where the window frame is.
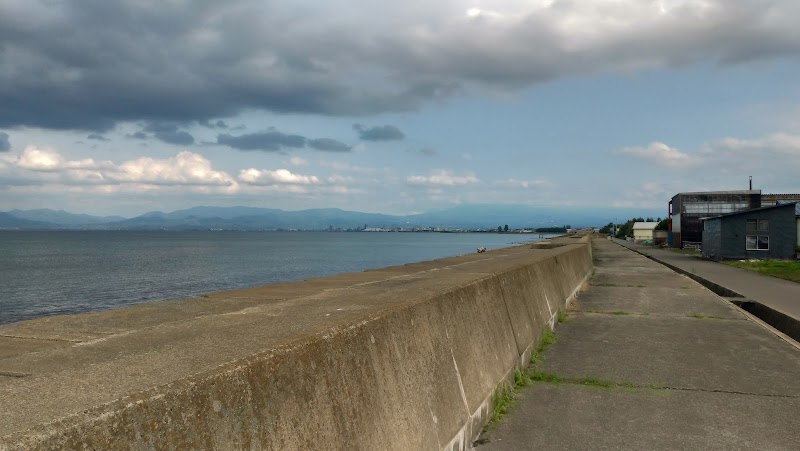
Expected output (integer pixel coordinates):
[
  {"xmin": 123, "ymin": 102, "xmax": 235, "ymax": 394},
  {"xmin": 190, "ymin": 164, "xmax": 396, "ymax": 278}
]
[{"xmin": 746, "ymin": 235, "xmax": 769, "ymax": 251}]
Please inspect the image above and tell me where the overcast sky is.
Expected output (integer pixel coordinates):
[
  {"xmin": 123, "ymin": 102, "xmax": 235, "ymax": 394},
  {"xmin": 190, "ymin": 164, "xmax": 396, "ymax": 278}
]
[{"xmin": 1, "ymin": 0, "xmax": 799, "ymax": 216}]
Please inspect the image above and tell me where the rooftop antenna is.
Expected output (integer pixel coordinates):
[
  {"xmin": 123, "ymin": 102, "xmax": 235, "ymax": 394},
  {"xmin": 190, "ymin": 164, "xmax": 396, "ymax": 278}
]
[{"xmin": 749, "ymin": 176, "xmax": 752, "ymax": 190}]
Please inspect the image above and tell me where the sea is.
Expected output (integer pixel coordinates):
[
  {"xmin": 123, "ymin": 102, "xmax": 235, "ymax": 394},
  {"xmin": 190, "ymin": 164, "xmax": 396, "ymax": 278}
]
[{"xmin": 0, "ymin": 231, "xmax": 553, "ymax": 325}]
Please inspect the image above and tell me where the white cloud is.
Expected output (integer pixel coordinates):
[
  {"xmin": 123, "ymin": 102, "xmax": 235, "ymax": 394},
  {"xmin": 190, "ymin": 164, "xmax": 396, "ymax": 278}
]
[
  {"xmin": 407, "ymin": 170, "xmax": 480, "ymax": 186},
  {"xmin": 238, "ymin": 168, "xmax": 320, "ymax": 185},
  {"xmin": 289, "ymin": 157, "xmax": 308, "ymax": 166},
  {"xmin": 496, "ymin": 178, "xmax": 552, "ymax": 189},
  {"xmin": 110, "ymin": 151, "xmax": 235, "ymax": 187},
  {"xmin": 16, "ymin": 146, "xmax": 64, "ymax": 171},
  {"xmin": 613, "ymin": 142, "xmax": 700, "ymax": 169},
  {"xmin": 613, "ymin": 132, "xmax": 800, "ymax": 199},
  {"xmin": 711, "ymin": 133, "xmax": 800, "ymax": 154},
  {"xmin": 319, "ymin": 160, "xmax": 377, "ymax": 173},
  {"xmin": 327, "ymin": 174, "xmax": 354, "ymax": 184},
  {"xmin": 13, "ymin": 148, "xmax": 238, "ymax": 191}
]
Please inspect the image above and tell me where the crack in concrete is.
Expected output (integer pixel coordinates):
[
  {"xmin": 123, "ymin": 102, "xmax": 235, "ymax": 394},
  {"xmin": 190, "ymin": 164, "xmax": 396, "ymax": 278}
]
[
  {"xmin": 0, "ymin": 334, "xmax": 77, "ymax": 343},
  {"xmin": 530, "ymin": 376, "xmax": 800, "ymax": 399},
  {"xmin": 661, "ymin": 385, "xmax": 800, "ymax": 399},
  {"xmin": 0, "ymin": 371, "xmax": 31, "ymax": 378}
]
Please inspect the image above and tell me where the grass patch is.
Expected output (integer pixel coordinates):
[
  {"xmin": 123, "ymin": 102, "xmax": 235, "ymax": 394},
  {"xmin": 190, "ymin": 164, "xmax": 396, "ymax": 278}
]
[
  {"xmin": 723, "ymin": 260, "xmax": 800, "ymax": 283},
  {"xmin": 480, "ymin": 324, "xmax": 667, "ymax": 440},
  {"xmin": 486, "ymin": 383, "xmax": 515, "ymax": 427},
  {"xmin": 484, "ymin": 329, "xmax": 557, "ymax": 430},
  {"xmin": 538, "ymin": 329, "xmax": 555, "ymax": 351},
  {"xmin": 528, "ymin": 371, "xmax": 656, "ymax": 391},
  {"xmin": 514, "ymin": 369, "xmax": 532, "ymax": 387},
  {"xmin": 557, "ymin": 310, "xmax": 567, "ymax": 323},
  {"xmin": 529, "ymin": 369, "xmax": 562, "ymax": 384}
]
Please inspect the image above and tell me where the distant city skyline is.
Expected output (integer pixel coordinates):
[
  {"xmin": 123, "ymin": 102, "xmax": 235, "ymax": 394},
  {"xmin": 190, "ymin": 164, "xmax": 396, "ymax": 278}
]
[{"xmin": 1, "ymin": 1, "xmax": 798, "ymax": 216}]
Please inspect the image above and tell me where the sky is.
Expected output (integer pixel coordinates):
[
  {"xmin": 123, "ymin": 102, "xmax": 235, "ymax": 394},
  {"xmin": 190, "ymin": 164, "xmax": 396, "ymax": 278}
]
[{"xmin": 1, "ymin": 0, "xmax": 799, "ymax": 217}]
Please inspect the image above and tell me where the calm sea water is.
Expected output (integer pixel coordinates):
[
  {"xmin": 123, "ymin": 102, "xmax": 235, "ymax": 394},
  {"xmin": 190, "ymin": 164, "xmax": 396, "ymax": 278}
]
[{"xmin": 0, "ymin": 231, "xmax": 551, "ymax": 325}]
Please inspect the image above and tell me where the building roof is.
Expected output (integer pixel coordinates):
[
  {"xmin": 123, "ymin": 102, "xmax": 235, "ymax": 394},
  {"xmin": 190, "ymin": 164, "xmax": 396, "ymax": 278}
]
[
  {"xmin": 632, "ymin": 222, "xmax": 659, "ymax": 230},
  {"xmin": 673, "ymin": 190, "xmax": 760, "ymax": 196},
  {"xmin": 701, "ymin": 202, "xmax": 799, "ymax": 221}
]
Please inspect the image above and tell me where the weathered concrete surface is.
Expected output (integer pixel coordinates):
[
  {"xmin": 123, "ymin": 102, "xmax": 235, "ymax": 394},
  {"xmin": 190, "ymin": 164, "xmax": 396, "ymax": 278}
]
[
  {"xmin": 0, "ymin": 236, "xmax": 592, "ymax": 450},
  {"xmin": 477, "ymin": 238, "xmax": 800, "ymax": 450},
  {"xmin": 478, "ymin": 385, "xmax": 800, "ymax": 451},
  {"xmin": 615, "ymin": 238, "xmax": 800, "ymax": 322}
]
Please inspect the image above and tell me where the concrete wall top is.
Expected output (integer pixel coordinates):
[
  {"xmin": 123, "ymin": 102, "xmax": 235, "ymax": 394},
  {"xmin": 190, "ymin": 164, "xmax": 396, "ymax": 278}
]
[{"xmin": 0, "ymin": 235, "xmax": 592, "ymax": 450}]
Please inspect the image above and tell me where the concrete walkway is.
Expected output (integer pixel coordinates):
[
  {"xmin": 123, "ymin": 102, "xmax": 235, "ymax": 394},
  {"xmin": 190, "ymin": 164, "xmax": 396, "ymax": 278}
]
[
  {"xmin": 475, "ymin": 239, "xmax": 800, "ymax": 450},
  {"xmin": 612, "ymin": 238, "xmax": 800, "ymax": 321}
]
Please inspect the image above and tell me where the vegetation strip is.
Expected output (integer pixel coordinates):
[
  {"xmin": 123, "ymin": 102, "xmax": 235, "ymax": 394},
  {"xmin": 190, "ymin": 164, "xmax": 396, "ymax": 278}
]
[
  {"xmin": 722, "ymin": 260, "xmax": 800, "ymax": 284},
  {"xmin": 483, "ymin": 328, "xmax": 557, "ymax": 430},
  {"xmin": 481, "ymin": 310, "xmax": 666, "ymax": 441},
  {"xmin": 528, "ymin": 370, "xmax": 664, "ymax": 390}
]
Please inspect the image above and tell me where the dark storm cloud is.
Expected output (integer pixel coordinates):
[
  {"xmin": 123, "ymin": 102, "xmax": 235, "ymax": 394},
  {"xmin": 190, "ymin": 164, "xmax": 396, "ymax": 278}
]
[
  {"xmin": 217, "ymin": 131, "xmax": 307, "ymax": 152},
  {"xmin": 1, "ymin": 1, "xmax": 799, "ymax": 131},
  {"xmin": 87, "ymin": 133, "xmax": 109, "ymax": 141},
  {"xmin": 127, "ymin": 131, "xmax": 147, "ymax": 140},
  {"xmin": 142, "ymin": 123, "xmax": 195, "ymax": 146},
  {"xmin": 308, "ymin": 138, "xmax": 351, "ymax": 152},
  {"xmin": 353, "ymin": 124, "xmax": 406, "ymax": 142},
  {"xmin": 0, "ymin": 132, "xmax": 10, "ymax": 151},
  {"xmin": 156, "ymin": 130, "xmax": 195, "ymax": 146},
  {"xmin": 199, "ymin": 120, "xmax": 229, "ymax": 129}
]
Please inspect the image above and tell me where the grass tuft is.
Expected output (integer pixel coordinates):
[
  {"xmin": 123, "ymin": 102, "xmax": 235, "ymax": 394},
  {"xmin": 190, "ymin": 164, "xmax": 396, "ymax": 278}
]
[
  {"xmin": 487, "ymin": 383, "xmax": 515, "ymax": 427},
  {"xmin": 514, "ymin": 369, "xmax": 531, "ymax": 387},
  {"xmin": 529, "ymin": 370, "xmax": 562, "ymax": 384},
  {"xmin": 723, "ymin": 259, "xmax": 800, "ymax": 283}
]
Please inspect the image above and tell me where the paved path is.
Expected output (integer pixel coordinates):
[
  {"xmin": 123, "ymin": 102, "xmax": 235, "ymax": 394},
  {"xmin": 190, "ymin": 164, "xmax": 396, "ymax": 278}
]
[
  {"xmin": 475, "ymin": 239, "xmax": 800, "ymax": 450},
  {"xmin": 612, "ymin": 238, "xmax": 800, "ymax": 321}
]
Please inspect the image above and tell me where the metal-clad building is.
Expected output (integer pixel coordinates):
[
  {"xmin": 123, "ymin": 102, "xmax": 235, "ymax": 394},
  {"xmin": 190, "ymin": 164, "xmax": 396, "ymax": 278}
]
[
  {"xmin": 761, "ymin": 193, "xmax": 800, "ymax": 207},
  {"xmin": 701, "ymin": 202, "xmax": 799, "ymax": 260},
  {"xmin": 668, "ymin": 190, "xmax": 761, "ymax": 248}
]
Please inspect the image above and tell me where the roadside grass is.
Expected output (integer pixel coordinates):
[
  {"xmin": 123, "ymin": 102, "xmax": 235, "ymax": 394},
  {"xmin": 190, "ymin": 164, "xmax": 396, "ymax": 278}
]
[
  {"xmin": 485, "ymin": 329, "xmax": 556, "ymax": 430},
  {"xmin": 480, "ymin": 316, "xmax": 666, "ymax": 441},
  {"xmin": 722, "ymin": 260, "xmax": 800, "ymax": 283}
]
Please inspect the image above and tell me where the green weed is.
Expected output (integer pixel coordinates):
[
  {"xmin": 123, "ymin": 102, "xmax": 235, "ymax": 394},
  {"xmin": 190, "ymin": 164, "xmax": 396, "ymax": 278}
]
[
  {"xmin": 723, "ymin": 260, "xmax": 800, "ymax": 283},
  {"xmin": 487, "ymin": 383, "xmax": 515, "ymax": 427}
]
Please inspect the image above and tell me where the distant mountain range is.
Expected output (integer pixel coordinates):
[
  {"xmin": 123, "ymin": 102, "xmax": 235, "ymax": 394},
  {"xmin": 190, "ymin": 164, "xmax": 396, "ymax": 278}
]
[{"xmin": 0, "ymin": 205, "xmax": 664, "ymax": 231}]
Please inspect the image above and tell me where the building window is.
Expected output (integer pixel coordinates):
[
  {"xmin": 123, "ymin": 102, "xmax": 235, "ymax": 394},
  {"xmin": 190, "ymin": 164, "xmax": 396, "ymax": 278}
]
[
  {"xmin": 746, "ymin": 219, "xmax": 768, "ymax": 234},
  {"xmin": 746, "ymin": 235, "xmax": 769, "ymax": 250}
]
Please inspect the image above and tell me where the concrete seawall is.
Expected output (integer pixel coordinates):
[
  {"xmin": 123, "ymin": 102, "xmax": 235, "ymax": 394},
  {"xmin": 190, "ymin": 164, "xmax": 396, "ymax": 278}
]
[{"xmin": 0, "ymin": 235, "xmax": 592, "ymax": 450}]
